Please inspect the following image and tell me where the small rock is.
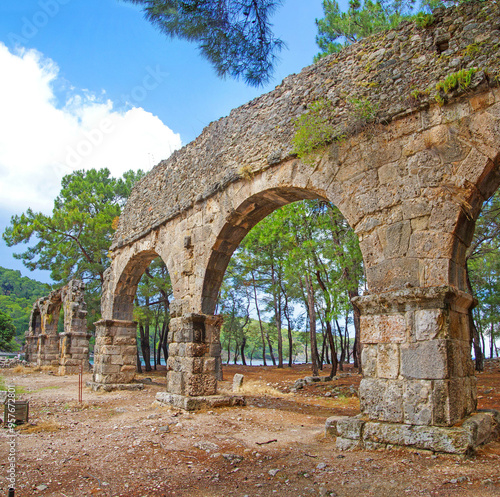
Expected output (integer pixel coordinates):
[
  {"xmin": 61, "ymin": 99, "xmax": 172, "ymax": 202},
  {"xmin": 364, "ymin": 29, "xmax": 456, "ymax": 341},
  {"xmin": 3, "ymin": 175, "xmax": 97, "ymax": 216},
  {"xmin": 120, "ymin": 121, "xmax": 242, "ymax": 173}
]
[
  {"xmin": 158, "ymin": 426, "xmax": 170, "ymax": 433},
  {"xmin": 222, "ymin": 453, "xmax": 243, "ymax": 464},
  {"xmin": 114, "ymin": 407, "xmax": 126, "ymax": 413},
  {"xmin": 233, "ymin": 374, "xmax": 244, "ymax": 392},
  {"xmin": 194, "ymin": 441, "xmax": 220, "ymax": 452},
  {"xmin": 316, "ymin": 462, "xmax": 327, "ymax": 470},
  {"xmin": 268, "ymin": 469, "xmax": 280, "ymax": 477},
  {"xmin": 36, "ymin": 484, "xmax": 48, "ymax": 491}
]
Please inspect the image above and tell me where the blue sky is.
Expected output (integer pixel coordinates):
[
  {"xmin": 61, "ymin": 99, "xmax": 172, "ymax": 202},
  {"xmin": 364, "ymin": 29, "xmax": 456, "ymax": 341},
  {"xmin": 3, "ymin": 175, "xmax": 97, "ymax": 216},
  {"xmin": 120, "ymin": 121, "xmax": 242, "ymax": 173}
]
[{"xmin": 0, "ymin": 0, "xmax": 343, "ymax": 283}]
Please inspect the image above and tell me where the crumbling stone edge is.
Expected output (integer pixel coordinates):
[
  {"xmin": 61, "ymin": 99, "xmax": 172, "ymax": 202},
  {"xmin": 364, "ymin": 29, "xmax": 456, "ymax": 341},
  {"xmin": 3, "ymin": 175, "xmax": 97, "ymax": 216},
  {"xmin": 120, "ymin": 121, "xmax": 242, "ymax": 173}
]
[
  {"xmin": 325, "ymin": 410, "xmax": 500, "ymax": 456},
  {"xmin": 155, "ymin": 392, "xmax": 246, "ymax": 411},
  {"xmin": 86, "ymin": 381, "xmax": 145, "ymax": 392}
]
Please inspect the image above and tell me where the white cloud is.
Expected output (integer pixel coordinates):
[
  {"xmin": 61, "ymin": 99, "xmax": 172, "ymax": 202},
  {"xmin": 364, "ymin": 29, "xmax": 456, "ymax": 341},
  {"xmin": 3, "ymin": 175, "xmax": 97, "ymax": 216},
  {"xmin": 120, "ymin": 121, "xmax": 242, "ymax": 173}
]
[{"xmin": 0, "ymin": 43, "xmax": 182, "ymax": 214}]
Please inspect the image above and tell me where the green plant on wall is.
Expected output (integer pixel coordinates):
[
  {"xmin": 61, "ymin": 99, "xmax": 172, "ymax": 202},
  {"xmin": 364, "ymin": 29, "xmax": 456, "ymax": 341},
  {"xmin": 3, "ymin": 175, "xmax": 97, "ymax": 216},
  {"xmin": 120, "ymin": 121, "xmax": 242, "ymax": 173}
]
[
  {"xmin": 292, "ymin": 98, "xmax": 337, "ymax": 162},
  {"xmin": 436, "ymin": 67, "xmax": 479, "ymax": 93},
  {"xmin": 348, "ymin": 96, "xmax": 379, "ymax": 122}
]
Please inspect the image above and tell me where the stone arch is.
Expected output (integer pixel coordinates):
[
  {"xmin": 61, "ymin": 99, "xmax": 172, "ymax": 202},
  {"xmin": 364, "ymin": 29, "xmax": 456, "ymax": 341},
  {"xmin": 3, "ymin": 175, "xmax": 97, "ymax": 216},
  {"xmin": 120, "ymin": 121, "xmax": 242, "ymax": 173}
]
[
  {"xmin": 93, "ymin": 246, "xmax": 172, "ymax": 386},
  {"xmin": 201, "ymin": 186, "xmax": 331, "ymax": 314},
  {"xmin": 112, "ymin": 248, "xmax": 160, "ymax": 321},
  {"xmin": 24, "ymin": 280, "xmax": 89, "ymax": 372}
]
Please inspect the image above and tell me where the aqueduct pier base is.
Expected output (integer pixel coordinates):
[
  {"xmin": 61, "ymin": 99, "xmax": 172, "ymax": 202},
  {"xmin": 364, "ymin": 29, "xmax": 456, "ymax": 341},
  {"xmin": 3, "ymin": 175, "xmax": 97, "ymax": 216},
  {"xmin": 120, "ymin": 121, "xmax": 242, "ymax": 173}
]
[{"xmin": 92, "ymin": 1, "xmax": 500, "ymax": 453}]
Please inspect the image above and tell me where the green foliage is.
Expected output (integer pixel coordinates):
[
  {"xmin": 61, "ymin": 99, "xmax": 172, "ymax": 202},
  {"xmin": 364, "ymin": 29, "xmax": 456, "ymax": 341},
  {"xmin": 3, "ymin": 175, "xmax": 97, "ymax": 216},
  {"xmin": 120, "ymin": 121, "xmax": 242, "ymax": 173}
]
[
  {"xmin": 414, "ymin": 11, "xmax": 434, "ymax": 27},
  {"xmin": 292, "ymin": 99, "xmax": 337, "ymax": 161},
  {"xmin": 0, "ymin": 310, "xmax": 16, "ymax": 351},
  {"xmin": 122, "ymin": 0, "xmax": 284, "ymax": 86},
  {"xmin": 3, "ymin": 168, "xmax": 144, "ymax": 329},
  {"xmin": 435, "ymin": 67, "xmax": 478, "ymax": 94},
  {"xmin": 348, "ymin": 96, "xmax": 379, "ymax": 122},
  {"xmin": 315, "ymin": 1, "xmax": 484, "ymax": 60},
  {"xmin": 220, "ymin": 199, "xmax": 364, "ymax": 365},
  {"xmin": 315, "ymin": 0, "xmax": 418, "ymax": 59},
  {"xmin": 0, "ymin": 267, "xmax": 48, "ymax": 342},
  {"xmin": 468, "ymin": 190, "xmax": 500, "ymax": 358}
]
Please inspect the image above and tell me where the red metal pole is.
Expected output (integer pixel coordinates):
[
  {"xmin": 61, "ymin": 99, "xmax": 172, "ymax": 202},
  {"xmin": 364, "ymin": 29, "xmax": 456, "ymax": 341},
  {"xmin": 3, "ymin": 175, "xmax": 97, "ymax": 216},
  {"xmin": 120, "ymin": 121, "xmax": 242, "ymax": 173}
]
[{"xmin": 78, "ymin": 363, "xmax": 83, "ymax": 404}]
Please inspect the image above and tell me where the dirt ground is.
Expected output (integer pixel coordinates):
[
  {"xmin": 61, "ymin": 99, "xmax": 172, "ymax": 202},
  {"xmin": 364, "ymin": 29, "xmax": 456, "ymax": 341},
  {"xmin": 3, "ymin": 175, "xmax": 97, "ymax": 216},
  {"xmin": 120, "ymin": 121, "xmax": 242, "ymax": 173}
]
[{"xmin": 1, "ymin": 360, "xmax": 500, "ymax": 497}]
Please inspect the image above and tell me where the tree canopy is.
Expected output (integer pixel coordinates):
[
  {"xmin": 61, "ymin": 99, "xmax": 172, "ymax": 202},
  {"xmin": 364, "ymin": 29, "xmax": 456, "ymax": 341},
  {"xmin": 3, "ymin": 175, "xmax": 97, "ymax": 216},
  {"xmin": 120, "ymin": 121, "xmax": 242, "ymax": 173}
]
[
  {"xmin": 315, "ymin": 0, "xmax": 479, "ymax": 59},
  {"xmin": 2, "ymin": 168, "xmax": 144, "ymax": 328},
  {"xmin": 0, "ymin": 310, "xmax": 17, "ymax": 352},
  {"xmin": 123, "ymin": 0, "xmax": 285, "ymax": 86}
]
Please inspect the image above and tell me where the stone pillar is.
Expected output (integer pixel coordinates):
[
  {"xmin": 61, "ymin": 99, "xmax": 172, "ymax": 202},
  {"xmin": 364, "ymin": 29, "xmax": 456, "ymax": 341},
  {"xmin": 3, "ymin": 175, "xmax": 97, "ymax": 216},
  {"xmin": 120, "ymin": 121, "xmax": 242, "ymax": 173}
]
[
  {"xmin": 356, "ymin": 286, "xmax": 476, "ymax": 427},
  {"xmin": 24, "ymin": 334, "xmax": 38, "ymax": 363},
  {"xmin": 92, "ymin": 319, "xmax": 137, "ymax": 384},
  {"xmin": 58, "ymin": 332, "xmax": 91, "ymax": 375},
  {"xmin": 166, "ymin": 312, "xmax": 222, "ymax": 397},
  {"xmin": 331, "ymin": 286, "xmax": 495, "ymax": 454},
  {"xmin": 37, "ymin": 334, "xmax": 60, "ymax": 367}
]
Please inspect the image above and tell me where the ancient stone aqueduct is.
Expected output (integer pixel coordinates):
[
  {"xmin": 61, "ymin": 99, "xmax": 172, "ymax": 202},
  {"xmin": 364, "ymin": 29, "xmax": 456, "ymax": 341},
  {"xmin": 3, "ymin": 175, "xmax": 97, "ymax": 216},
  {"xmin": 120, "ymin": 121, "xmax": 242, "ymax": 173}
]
[
  {"xmin": 25, "ymin": 280, "xmax": 90, "ymax": 374},
  {"xmin": 31, "ymin": 2, "xmax": 500, "ymax": 453}
]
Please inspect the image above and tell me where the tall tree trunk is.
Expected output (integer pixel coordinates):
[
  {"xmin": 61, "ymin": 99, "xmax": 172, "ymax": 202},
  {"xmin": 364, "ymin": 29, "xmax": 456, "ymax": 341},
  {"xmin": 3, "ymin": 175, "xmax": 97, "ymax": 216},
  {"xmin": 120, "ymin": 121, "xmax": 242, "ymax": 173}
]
[
  {"xmin": 466, "ymin": 263, "xmax": 484, "ymax": 371},
  {"xmin": 490, "ymin": 323, "xmax": 494, "ymax": 359},
  {"xmin": 349, "ymin": 288, "xmax": 362, "ymax": 372},
  {"xmin": 304, "ymin": 274, "xmax": 319, "ymax": 376},
  {"xmin": 326, "ymin": 320, "xmax": 338, "ymax": 379},
  {"xmin": 266, "ymin": 333, "xmax": 277, "ymax": 366},
  {"xmin": 241, "ymin": 336, "xmax": 247, "ymax": 366},
  {"xmin": 336, "ymin": 320, "xmax": 345, "ymax": 371},
  {"xmin": 251, "ymin": 270, "xmax": 267, "ymax": 366},
  {"xmin": 139, "ymin": 322, "xmax": 152, "ymax": 372},
  {"xmin": 153, "ymin": 318, "xmax": 158, "ymax": 370},
  {"xmin": 281, "ymin": 284, "xmax": 294, "ymax": 368},
  {"xmin": 271, "ymin": 263, "xmax": 283, "ymax": 368},
  {"xmin": 136, "ymin": 340, "xmax": 142, "ymax": 374}
]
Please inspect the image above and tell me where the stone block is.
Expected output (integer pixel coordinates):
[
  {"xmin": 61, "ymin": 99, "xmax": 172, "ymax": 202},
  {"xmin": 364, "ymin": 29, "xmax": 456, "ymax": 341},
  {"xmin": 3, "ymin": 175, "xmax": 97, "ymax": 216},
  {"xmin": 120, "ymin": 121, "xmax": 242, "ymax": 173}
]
[
  {"xmin": 99, "ymin": 364, "xmax": 121, "ymax": 374},
  {"xmin": 167, "ymin": 371, "xmax": 185, "ymax": 395},
  {"xmin": 400, "ymin": 340, "xmax": 448, "ymax": 380},
  {"xmin": 359, "ymin": 378, "xmax": 403, "ymax": 423},
  {"xmin": 233, "ymin": 373, "xmax": 244, "ymax": 392},
  {"xmin": 363, "ymin": 421, "xmax": 473, "ymax": 454},
  {"xmin": 186, "ymin": 373, "xmax": 217, "ymax": 396},
  {"xmin": 111, "ymin": 355, "xmax": 124, "ymax": 365},
  {"xmin": 360, "ymin": 314, "xmax": 406, "ymax": 344},
  {"xmin": 415, "ymin": 309, "xmax": 445, "ymax": 341},
  {"xmin": 120, "ymin": 365, "xmax": 135, "ymax": 372},
  {"xmin": 100, "ymin": 345, "xmax": 122, "ymax": 356},
  {"xmin": 203, "ymin": 357, "xmax": 216, "ymax": 374},
  {"xmin": 366, "ymin": 258, "xmax": 419, "ymax": 294},
  {"xmin": 186, "ymin": 343, "xmax": 209, "ymax": 357},
  {"xmin": 403, "ymin": 380, "xmax": 433, "ymax": 425},
  {"xmin": 114, "ymin": 336, "xmax": 136, "ymax": 346},
  {"xmin": 336, "ymin": 437, "xmax": 362, "ymax": 451},
  {"xmin": 377, "ymin": 343, "xmax": 399, "ymax": 379},
  {"xmin": 377, "ymin": 221, "xmax": 411, "ymax": 258},
  {"xmin": 336, "ymin": 415, "xmax": 365, "ymax": 440},
  {"xmin": 361, "ymin": 345, "xmax": 377, "ymax": 378}
]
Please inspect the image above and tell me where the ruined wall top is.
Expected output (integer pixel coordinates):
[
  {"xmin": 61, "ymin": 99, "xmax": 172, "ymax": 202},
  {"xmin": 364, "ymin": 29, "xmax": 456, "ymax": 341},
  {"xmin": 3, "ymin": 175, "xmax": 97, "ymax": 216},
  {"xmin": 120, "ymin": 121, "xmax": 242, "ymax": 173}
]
[
  {"xmin": 27, "ymin": 279, "xmax": 87, "ymax": 336},
  {"xmin": 113, "ymin": 0, "xmax": 500, "ymax": 250}
]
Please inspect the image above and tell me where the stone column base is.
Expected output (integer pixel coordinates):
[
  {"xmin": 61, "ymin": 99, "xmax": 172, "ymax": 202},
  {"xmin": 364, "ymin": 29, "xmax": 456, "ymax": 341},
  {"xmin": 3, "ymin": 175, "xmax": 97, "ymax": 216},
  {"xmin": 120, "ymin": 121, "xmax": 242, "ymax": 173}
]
[
  {"xmin": 326, "ymin": 410, "xmax": 500, "ymax": 455},
  {"xmin": 155, "ymin": 391, "xmax": 245, "ymax": 411}
]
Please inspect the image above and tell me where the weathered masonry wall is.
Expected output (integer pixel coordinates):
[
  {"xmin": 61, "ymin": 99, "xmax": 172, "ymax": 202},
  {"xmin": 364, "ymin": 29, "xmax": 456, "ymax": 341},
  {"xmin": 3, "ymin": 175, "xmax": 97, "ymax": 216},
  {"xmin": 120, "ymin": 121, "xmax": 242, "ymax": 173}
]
[
  {"xmin": 25, "ymin": 280, "xmax": 90, "ymax": 374},
  {"xmin": 94, "ymin": 1, "xmax": 500, "ymax": 453},
  {"xmin": 112, "ymin": 0, "xmax": 500, "ymax": 250}
]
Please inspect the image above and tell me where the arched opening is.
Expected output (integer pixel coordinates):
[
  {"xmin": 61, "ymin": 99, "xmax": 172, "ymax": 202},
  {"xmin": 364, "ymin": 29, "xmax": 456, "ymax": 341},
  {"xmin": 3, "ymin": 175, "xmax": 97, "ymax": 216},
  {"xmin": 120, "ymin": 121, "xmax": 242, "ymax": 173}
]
[
  {"xmin": 93, "ymin": 249, "xmax": 173, "ymax": 384},
  {"xmin": 457, "ymin": 159, "xmax": 500, "ymax": 369},
  {"xmin": 112, "ymin": 250, "xmax": 161, "ymax": 321},
  {"xmin": 203, "ymin": 187, "xmax": 365, "ymax": 398},
  {"xmin": 133, "ymin": 257, "xmax": 173, "ymax": 373}
]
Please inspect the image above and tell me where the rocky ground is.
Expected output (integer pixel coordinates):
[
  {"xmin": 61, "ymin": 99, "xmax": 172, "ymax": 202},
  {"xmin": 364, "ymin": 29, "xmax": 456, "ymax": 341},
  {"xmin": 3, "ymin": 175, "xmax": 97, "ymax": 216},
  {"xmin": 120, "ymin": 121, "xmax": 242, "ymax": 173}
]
[{"xmin": 1, "ymin": 360, "xmax": 499, "ymax": 497}]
